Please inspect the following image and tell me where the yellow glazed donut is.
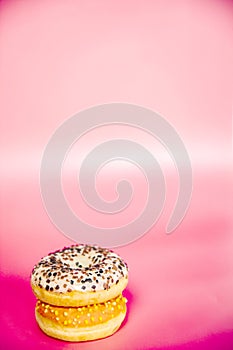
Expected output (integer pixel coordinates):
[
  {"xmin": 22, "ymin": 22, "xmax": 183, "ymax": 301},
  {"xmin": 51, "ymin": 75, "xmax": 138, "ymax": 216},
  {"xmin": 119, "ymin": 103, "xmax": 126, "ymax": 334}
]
[
  {"xmin": 31, "ymin": 244, "xmax": 129, "ymax": 341},
  {"xmin": 35, "ymin": 295, "xmax": 127, "ymax": 342}
]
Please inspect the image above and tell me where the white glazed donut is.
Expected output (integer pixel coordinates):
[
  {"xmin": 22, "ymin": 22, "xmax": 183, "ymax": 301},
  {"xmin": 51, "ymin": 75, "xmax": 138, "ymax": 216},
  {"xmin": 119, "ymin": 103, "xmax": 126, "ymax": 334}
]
[{"xmin": 31, "ymin": 245, "xmax": 128, "ymax": 306}]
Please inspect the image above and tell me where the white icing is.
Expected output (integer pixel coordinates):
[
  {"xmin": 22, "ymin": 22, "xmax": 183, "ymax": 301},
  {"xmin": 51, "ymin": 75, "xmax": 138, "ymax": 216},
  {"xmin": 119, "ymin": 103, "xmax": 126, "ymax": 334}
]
[{"xmin": 31, "ymin": 245, "xmax": 128, "ymax": 293}]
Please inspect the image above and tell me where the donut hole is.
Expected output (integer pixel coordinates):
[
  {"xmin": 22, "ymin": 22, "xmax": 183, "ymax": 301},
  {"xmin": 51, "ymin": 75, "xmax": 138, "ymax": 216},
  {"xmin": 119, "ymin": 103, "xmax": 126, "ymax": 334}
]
[{"xmin": 53, "ymin": 248, "xmax": 106, "ymax": 271}]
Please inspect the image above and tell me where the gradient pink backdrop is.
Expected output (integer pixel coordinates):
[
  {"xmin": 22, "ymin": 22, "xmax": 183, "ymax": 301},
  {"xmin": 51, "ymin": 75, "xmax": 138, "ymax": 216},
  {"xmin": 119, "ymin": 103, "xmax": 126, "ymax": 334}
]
[{"xmin": 0, "ymin": 0, "xmax": 233, "ymax": 349}]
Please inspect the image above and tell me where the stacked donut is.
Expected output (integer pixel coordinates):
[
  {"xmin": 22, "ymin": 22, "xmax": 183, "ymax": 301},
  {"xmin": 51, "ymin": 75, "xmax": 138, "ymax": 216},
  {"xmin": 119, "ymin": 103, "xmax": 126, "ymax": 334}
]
[{"xmin": 30, "ymin": 245, "xmax": 128, "ymax": 341}]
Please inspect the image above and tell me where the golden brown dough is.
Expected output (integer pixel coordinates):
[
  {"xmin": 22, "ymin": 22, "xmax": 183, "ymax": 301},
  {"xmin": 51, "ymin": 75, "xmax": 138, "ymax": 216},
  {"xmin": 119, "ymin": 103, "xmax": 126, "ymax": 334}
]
[{"xmin": 35, "ymin": 295, "xmax": 127, "ymax": 341}]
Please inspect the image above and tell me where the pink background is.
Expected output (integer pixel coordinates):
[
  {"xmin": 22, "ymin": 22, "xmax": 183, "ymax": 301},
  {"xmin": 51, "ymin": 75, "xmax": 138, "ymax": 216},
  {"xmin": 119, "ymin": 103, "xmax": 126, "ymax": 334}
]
[{"xmin": 0, "ymin": 0, "xmax": 233, "ymax": 349}]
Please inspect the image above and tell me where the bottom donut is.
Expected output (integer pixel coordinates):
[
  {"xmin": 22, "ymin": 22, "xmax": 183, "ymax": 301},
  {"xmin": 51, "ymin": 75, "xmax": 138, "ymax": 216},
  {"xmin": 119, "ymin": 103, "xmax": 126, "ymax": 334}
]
[{"xmin": 35, "ymin": 295, "xmax": 127, "ymax": 342}]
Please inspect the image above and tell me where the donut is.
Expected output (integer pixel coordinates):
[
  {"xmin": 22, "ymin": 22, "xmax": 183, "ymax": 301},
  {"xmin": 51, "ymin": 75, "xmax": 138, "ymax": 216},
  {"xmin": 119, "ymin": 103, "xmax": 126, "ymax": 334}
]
[
  {"xmin": 31, "ymin": 245, "xmax": 128, "ymax": 306},
  {"xmin": 35, "ymin": 295, "xmax": 127, "ymax": 342},
  {"xmin": 31, "ymin": 244, "xmax": 129, "ymax": 341}
]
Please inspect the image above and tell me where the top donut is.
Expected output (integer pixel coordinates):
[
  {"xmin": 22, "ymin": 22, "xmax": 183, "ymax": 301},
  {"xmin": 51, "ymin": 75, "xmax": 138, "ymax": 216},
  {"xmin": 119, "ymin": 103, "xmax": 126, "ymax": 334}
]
[{"xmin": 31, "ymin": 245, "xmax": 128, "ymax": 294}]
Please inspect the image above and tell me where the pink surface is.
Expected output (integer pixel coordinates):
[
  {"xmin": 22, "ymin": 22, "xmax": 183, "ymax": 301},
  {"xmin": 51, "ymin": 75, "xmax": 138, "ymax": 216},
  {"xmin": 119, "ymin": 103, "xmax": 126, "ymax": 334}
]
[{"xmin": 0, "ymin": 0, "xmax": 233, "ymax": 349}]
